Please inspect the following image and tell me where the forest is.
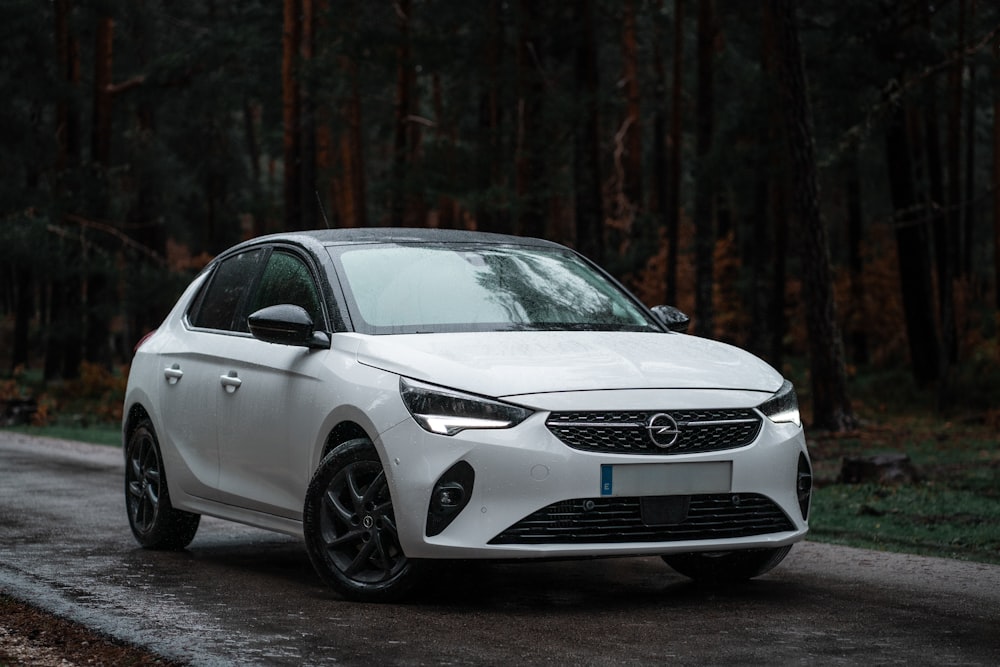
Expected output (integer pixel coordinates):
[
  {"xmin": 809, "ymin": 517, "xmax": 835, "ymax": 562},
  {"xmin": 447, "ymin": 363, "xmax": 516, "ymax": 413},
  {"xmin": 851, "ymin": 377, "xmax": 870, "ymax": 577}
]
[{"xmin": 1, "ymin": 0, "xmax": 999, "ymax": 432}]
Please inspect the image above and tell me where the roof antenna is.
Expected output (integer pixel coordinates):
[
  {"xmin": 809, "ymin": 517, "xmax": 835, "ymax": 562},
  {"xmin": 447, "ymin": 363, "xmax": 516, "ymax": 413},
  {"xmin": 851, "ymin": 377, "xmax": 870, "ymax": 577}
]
[{"xmin": 315, "ymin": 190, "xmax": 331, "ymax": 229}]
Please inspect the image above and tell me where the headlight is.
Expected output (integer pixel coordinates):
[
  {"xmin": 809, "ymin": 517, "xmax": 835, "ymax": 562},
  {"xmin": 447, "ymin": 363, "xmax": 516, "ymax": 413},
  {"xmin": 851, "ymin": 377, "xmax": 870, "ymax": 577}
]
[
  {"xmin": 757, "ymin": 379, "xmax": 801, "ymax": 427},
  {"xmin": 400, "ymin": 378, "xmax": 533, "ymax": 436}
]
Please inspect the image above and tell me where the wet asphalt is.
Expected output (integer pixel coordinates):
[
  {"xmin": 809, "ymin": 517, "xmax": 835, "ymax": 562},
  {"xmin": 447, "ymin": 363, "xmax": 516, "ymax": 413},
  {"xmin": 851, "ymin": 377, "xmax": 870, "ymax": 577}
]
[{"xmin": 1, "ymin": 431, "xmax": 998, "ymax": 666}]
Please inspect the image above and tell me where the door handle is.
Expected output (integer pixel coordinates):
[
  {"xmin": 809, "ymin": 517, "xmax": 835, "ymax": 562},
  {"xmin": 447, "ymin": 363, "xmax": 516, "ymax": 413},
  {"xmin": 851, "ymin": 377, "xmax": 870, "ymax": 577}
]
[
  {"xmin": 220, "ymin": 371, "xmax": 242, "ymax": 393},
  {"xmin": 164, "ymin": 364, "xmax": 183, "ymax": 385}
]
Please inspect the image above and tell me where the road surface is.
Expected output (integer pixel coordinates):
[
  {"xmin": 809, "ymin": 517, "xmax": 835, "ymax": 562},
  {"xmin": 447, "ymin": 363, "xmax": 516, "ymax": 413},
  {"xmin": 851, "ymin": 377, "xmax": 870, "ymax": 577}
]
[{"xmin": 1, "ymin": 431, "xmax": 997, "ymax": 665}]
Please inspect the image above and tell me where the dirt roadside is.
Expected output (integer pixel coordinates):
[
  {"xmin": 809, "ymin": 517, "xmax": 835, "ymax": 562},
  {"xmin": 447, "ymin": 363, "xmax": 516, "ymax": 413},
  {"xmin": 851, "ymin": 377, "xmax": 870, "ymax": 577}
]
[{"xmin": 0, "ymin": 594, "xmax": 180, "ymax": 667}]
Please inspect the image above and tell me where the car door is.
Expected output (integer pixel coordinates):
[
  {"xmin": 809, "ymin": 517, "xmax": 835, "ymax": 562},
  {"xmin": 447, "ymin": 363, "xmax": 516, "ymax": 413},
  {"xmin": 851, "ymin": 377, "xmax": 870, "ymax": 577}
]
[
  {"xmin": 212, "ymin": 247, "xmax": 332, "ymax": 519},
  {"xmin": 155, "ymin": 248, "xmax": 267, "ymax": 499}
]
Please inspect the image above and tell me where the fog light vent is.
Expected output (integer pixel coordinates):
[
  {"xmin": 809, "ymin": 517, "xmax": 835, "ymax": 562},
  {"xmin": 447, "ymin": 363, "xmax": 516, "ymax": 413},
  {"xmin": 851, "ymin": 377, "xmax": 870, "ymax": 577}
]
[
  {"xmin": 797, "ymin": 453, "xmax": 813, "ymax": 521},
  {"xmin": 426, "ymin": 461, "xmax": 475, "ymax": 537}
]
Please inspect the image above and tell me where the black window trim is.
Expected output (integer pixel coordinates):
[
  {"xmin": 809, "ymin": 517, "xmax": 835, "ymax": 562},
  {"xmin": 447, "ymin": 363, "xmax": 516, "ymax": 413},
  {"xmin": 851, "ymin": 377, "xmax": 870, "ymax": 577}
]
[
  {"xmin": 184, "ymin": 246, "xmax": 269, "ymax": 335},
  {"xmin": 246, "ymin": 244, "xmax": 331, "ymax": 333},
  {"xmin": 185, "ymin": 241, "xmax": 343, "ymax": 337}
]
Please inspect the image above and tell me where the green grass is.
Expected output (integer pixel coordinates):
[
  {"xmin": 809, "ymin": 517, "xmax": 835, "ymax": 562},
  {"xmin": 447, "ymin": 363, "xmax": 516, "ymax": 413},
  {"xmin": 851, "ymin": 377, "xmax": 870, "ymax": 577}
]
[
  {"xmin": 806, "ymin": 410, "xmax": 1000, "ymax": 565},
  {"xmin": 810, "ymin": 483, "xmax": 1000, "ymax": 564},
  {"xmin": 3, "ymin": 423, "xmax": 122, "ymax": 447}
]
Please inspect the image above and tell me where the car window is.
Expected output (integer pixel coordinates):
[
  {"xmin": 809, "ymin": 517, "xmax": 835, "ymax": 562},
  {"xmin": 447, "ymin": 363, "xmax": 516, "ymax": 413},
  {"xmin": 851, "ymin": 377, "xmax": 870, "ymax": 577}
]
[
  {"xmin": 247, "ymin": 250, "xmax": 325, "ymax": 329},
  {"xmin": 332, "ymin": 244, "xmax": 656, "ymax": 334},
  {"xmin": 188, "ymin": 248, "xmax": 266, "ymax": 331}
]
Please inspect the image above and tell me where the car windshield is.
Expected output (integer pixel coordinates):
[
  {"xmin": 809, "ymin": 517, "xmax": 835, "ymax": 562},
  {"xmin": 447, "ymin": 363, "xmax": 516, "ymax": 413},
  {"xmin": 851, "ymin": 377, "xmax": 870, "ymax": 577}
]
[{"xmin": 328, "ymin": 243, "xmax": 659, "ymax": 335}]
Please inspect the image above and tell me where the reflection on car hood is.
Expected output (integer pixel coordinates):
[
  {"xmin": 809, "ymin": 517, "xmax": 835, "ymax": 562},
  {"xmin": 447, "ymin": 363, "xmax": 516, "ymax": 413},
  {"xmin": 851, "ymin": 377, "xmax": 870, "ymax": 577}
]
[{"xmin": 353, "ymin": 331, "xmax": 783, "ymax": 398}]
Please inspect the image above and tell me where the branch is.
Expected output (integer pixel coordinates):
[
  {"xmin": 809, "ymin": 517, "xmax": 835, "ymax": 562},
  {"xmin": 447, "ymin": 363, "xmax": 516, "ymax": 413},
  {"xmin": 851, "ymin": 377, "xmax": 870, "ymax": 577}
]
[
  {"xmin": 59, "ymin": 214, "xmax": 166, "ymax": 265},
  {"xmin": 822, "ymin": 22, "xmax": 1000, "ymax": 167},
  {"xmin": 105, "ymin": 75, "xmax": 146, "ymax": 95}
]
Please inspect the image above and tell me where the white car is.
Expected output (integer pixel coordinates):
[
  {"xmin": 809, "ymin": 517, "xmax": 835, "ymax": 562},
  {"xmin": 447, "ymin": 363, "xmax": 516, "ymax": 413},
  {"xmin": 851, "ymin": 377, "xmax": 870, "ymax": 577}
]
[{"xmin": 123, "ymin": 228, "xmax": 812, "ymax": 601}]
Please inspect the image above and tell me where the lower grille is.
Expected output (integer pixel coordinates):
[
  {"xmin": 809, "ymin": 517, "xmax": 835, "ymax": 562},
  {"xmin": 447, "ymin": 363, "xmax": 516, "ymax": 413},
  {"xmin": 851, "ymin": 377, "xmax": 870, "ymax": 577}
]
[{"xmin": 488, "ymin": 494, "xmax": 793, "ymax": 545}]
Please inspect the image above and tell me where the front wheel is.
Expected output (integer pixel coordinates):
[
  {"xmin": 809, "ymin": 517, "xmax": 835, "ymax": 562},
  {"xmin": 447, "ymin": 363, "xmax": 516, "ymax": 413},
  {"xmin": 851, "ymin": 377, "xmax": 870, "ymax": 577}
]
[
  {"xmin": 303, "ymin": 438, "xmax": 424, "ymax": 602},
  {"xmin": 124, "ymin": 419, "xmax": 200, "ymax": 550},
  {"xmin": 662, "ymin": 546, "xmax": 792, "ymax": 584}
]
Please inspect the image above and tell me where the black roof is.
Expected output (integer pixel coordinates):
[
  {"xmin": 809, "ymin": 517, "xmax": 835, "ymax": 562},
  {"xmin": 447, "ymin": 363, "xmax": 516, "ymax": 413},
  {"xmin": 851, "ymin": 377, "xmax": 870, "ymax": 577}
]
[
  {"xmin": 270, "ymin": 227, "xmax": 560, "ymax": 247},
  {"xmin": 217, "ymin": 227, "xmax": 568, "ymax": 261}
]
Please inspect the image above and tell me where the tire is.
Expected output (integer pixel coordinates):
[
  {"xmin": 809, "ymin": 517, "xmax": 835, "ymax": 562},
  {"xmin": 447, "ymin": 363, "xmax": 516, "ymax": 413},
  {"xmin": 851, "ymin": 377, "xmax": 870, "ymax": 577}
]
[
  {"xmin": 303, "ymin": 438, "xmax": 423, "ymax": 602},
  {"xmin": 124, "ymin": 419, "xmax": 200, "ymax": 550},
  {"xmin": 662, "ymin": 546, "xmax": 792, "ymax": 584}
]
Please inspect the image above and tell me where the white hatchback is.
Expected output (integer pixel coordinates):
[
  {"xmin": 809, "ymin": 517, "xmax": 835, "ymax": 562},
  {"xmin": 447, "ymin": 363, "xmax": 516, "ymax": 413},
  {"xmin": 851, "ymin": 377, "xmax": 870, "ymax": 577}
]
[{"xmin": 123, "ymin": 228, "xmax": 812, "ymax": 601}]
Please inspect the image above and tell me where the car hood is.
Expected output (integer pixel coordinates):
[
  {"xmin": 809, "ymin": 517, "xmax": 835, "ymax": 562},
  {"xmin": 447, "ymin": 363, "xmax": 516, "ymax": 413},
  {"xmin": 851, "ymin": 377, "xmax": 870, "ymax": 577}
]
[{"xmin": 352, "ymin": 331, "xmax": 783, "ymax": 398}]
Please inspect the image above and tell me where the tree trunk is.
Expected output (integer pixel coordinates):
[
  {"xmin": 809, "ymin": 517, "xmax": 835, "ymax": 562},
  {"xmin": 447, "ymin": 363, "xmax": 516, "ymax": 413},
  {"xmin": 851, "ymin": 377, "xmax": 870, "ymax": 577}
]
[
  {"xmin": 922, "ymin": 89, "xmax": 957, "ymax": 391},
  {"xmin": 693, "ymin": 0, "xmax": 715, "ymax": 336},
  {"xmin": 947, "ymin": 0, "xmax": 966, "ymax": 278},
  {"xmin": 125, "ymin": 101, "xmax": 165, "ymax": 347},
  {"xmin": 11, "ymin": 270, "xmax": 32, "ymax": 371},
  {"xmin": 749, "ymin": 1, "xmax": 780, "ymax": 365},
  {"xmin": 665, "ymin": 0, "xmax": 684, "ymax": 305},
  {"xmin": 431, "ymin": 73, "xmax": 458, "ymax": 229},
  {"xmin": 85, "ymin": 15, "xmax": 115, "ymax": 368},
  {"xmin": 343, "ymin": 68, "xmax": 367, "ymax": 228},
  {"xmin": 651, "ymin": 0, "xmax": 668, "ymax": 279},
  {"xmin": 937, "ymin": 4, "xmax": 959, "ymax": 366},
  {"xmin": 994, "ymin": 38, "xmax": 1000, "ymax": 314},
  {"xmin": 651, "ymin": 4, "xmax": 666, "ymax": 220},
  {"xmin": 391, "ymin": 0, "xmax": 417, "ymax": 227},
  {"xmin": 574, "ymin": 0, "xmax": 603, "ymax": 263},
  {"xmin": 54, "ymin": 0, "xmax": 80, "ymax": 173},
  {"xmin": 282, "ymin": 0, "xmax": 302, "ymax": 231},
  {"xmin": 476, "ymin": 0, "xmax": 505, "ymax": 234},
  {"xmin": 243, "ymin": 98, "xmax": 263, "ymax": 216},
  {"xmin": 328, "ymin": 5, "xmax": 367, "ymax": 232},
  {"xmin": 91, "ymin": 17, "xmax": 114, "ymax": 168},
  {"xmin": 962, "ymin": 59, "xmax": 976, "ymax": 278},
  {"xmin": 885, "ymin": 104, "xmax": 941, "ymax": 386},
  {"xmin": 621, "ymin": 0, "xmax": 642, "ymax": 210},
  {"xmin": 48, "ymin": 0, "xmax": 81, "ymax": 380},
  {"xmin": 516, "ymin": 0, "xmax": 546, "ymax": 239},
  {"xmin": 845, "ymin": 153, "xmax": 868, "ymax": 365},
  {"xmin": 768, "ymin": 0, "xmax": 855, "ymax": 431},
  {"xmin": 299, "ymin": 0, "xmax": 317, "ymax": 231},
  {"xmin": 769, "ymin": 167, "xmax": 788, "ymax": 371}
]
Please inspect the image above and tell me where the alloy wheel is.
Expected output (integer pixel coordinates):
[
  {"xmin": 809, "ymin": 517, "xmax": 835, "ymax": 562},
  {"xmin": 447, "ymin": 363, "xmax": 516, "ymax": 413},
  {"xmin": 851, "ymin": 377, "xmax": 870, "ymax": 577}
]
[{"xmin": 318, "ymin": 460, "xmax": 406, "ymax": 584}]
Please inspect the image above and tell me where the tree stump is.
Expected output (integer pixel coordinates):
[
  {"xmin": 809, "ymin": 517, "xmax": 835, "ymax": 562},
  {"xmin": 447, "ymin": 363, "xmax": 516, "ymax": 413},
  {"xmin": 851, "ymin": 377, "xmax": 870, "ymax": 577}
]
[{"xmin": 1, "ymin": 398, "xmax": 38, "ymax": 426}]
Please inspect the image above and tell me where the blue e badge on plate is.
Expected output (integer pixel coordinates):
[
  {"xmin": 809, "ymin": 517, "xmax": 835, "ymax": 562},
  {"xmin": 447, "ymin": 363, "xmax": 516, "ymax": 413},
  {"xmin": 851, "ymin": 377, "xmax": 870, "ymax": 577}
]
[{"xmin": 601, "ymin": 465, "xmax": 613, "ymax": 496}]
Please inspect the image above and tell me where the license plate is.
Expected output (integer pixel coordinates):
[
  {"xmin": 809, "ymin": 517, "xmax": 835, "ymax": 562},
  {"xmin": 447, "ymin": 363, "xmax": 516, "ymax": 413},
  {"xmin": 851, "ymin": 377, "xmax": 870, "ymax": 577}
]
[{"xmin": 600, "ymin": 461, "xmax": 732, "ymax": 496}]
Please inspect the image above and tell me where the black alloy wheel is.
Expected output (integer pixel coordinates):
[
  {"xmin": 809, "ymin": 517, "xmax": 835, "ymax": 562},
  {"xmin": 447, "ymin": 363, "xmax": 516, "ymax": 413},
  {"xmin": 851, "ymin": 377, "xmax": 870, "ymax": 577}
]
[
  {"xmin": 303, "ymin": 438, "xmax": 422, "ymax": 602},
  {"xmin": 124, "ymin": 419, "xmax": 200, "ymax": 549}
]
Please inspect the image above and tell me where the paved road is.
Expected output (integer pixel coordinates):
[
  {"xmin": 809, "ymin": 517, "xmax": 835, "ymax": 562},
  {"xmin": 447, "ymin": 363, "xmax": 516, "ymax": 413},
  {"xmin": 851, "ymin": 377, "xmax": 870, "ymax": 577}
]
[{"xmin": 1, "ymin": 431, "xmax": 998, "ymax": 666}]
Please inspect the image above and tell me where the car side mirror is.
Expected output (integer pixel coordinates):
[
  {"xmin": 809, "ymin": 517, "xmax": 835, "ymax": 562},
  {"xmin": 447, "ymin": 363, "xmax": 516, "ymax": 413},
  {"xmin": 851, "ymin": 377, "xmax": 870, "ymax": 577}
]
[
  {"xmin": 248, "ymin": 304, "xmax": 330, "ymax": 349},
  {"xmin": 651, "ymin": 305, "xmax": 690, "ymax": 333}
]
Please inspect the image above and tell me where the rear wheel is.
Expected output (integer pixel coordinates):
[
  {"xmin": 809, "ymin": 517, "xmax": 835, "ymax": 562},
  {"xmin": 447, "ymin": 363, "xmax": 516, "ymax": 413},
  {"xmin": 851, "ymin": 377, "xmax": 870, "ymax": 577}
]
[
  {"xmin": 303, "ymin": 438, "xmax": 423, "ymax": 602},
  {"xmin": 662, "ymin": 546, "xmax": 792, "ymax": 584},
  {"xmin": 124, "ymin": 419, "xmax": 200, "ymax": 549}
]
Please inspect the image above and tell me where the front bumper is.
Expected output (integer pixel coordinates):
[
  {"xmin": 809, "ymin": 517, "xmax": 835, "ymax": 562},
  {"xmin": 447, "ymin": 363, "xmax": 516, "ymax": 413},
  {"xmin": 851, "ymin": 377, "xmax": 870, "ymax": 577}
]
[{"xmin": 376, "ymin": 401, "xmax": 810, "ymax": 560}]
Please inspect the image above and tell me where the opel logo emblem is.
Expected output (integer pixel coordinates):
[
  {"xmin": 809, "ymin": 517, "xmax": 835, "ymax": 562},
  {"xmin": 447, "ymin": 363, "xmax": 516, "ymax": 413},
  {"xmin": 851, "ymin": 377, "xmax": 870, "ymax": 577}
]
[{"xmin": 647, "ymin": 413, "xmax": 680, "ymax": 448}]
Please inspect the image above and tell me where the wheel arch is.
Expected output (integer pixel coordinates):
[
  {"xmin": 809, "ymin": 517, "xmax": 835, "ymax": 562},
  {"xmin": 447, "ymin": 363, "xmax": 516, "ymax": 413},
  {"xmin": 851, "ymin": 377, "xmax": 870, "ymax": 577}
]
[
  {"xmin": 123, "ymin": 401, "xmax": 153, "ymax": 448},
  {"xmin": 322, "ymin": 420, "xmax": 371, "ymax": 459}
]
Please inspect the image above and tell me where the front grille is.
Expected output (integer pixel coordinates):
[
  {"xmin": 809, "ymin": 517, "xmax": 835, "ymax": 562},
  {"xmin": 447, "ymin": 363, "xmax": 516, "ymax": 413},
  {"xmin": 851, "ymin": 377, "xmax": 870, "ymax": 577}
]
[
  {"xmin": 489, "ymin": 494, "xmax": 793, "ymax": 545},
  {"xmin": 546, "ymin": 409, "xmax": 762, "ymax": 455}
]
